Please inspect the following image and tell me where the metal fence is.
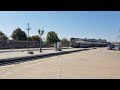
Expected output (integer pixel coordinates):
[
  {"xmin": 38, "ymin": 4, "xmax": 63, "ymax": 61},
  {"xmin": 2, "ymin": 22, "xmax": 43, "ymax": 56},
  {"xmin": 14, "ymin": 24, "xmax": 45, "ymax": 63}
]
[{"xmin": 0, "ymin": 40, "xmax": 38, "ymax": 49}]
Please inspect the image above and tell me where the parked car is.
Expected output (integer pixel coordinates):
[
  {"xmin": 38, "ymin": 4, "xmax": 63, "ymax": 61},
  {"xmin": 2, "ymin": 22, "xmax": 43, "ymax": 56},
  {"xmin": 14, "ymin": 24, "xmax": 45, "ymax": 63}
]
[
  {"xmin": 114, "ymin": 45, "xmax": 120, "ymax": 50},
  {"xmin": 107, "ymin": 44, "xmax": 114, "ymax": 50}
]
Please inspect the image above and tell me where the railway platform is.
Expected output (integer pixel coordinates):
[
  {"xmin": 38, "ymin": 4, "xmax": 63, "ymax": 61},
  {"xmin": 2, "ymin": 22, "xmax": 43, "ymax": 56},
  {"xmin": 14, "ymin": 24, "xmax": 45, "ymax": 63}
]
[{"xmin": 0, "ymin": 47, "xmax": 93, "ymax": 66}]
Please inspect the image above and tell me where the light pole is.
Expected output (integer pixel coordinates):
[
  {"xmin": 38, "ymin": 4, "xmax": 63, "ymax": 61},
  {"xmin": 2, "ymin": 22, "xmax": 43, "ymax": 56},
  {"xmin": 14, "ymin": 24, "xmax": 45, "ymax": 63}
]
[
  {"xmin": 38, "ymin": 29, "xmax": 44, "ymax": 52},
  {"xmin": 118, "ymin": 30, "xmax": 120, "ymax": 43},
  {"xmin": 26, "ymin": 23, "xmax": 31, "ymax": 51}
]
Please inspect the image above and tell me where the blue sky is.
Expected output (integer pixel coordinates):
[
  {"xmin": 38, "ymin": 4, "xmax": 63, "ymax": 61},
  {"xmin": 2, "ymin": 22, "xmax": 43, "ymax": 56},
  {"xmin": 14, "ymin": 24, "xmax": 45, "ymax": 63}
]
[{"xmin": 0, "ymin": 11, "xmax": 120, "ymax": 42}]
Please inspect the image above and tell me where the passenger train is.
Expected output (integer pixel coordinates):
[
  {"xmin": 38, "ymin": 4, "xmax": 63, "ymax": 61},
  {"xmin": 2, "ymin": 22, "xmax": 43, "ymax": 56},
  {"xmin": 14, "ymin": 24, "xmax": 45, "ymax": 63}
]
[{"xmin": 70, "ymin": 38, "xmax": 108, "ymax": 48}]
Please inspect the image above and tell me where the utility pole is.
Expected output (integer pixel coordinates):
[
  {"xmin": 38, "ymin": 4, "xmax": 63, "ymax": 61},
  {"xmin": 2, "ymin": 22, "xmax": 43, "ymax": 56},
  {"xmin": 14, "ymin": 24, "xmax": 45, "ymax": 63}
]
[
  {"xmin": 118, "ymin": 29, "xmax": 120, "ymax": 42},
  {"xmin": 26, "ymin": 23, "xmax": 31, "ymax": 51},
  {"xmin": 116, "ymin": 28, "xmax": 120, "ymax": 42}
]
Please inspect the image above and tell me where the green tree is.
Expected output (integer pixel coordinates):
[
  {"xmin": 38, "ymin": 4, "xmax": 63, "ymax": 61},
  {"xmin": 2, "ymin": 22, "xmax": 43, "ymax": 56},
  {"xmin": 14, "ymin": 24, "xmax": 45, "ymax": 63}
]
[
  {"xmin": 27, "ymin": 36, "xmax": 33, "ymax": 41},
  {"xmin": 11, "ymin": 27, "xmax": 27, "ymax": 40},
  {"xmin": 32, "ymin": 35, "xmax": 40, "ymax": 41},
  {"xmin": 0, "ymin": 31, "xmax": 8, "ymax": 40},
  {"xmin": 31, "ymin": 35, "xmax": 42, "ymax": 48},
  {"xmin": 46, "ymin": 31, "xmax": 59, "ymax": 45},
  {"xmin": 27, "ymin": 35, "xmax": 40, "ymax": 41},
  {"xmin": 61, "ymin": 38, "xmax": 70, "ymax": 47}
]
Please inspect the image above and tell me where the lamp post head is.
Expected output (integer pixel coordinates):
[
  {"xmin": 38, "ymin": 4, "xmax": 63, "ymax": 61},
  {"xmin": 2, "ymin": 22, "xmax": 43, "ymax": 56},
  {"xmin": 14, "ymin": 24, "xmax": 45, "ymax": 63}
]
[
  {"xmin": 42, "ymin": 30, "xmax": 44, "ymax": 35},
  {"xmin": 38, "ymin": 29, "xmax": 40, "ymax": 35},
  {"xmin": 38, "ymin": 29, "xmax": 44, "ymax": 35}
]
